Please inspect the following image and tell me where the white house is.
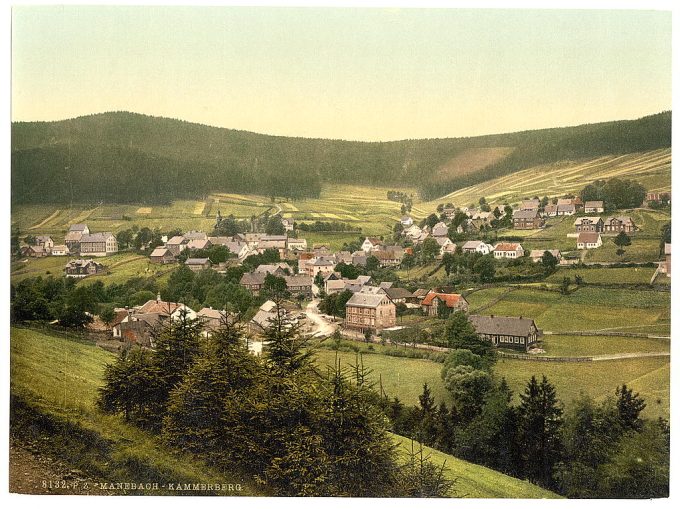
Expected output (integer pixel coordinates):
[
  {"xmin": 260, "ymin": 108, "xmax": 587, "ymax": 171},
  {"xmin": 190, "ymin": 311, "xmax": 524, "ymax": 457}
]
[
  {"xmin": 362, "ymin": 237, "xmax": 383, "ymax": 253},
  {"xmin": 400, "ymin": 216, "xmax": 414, "ymax": 227},
  {"xmin": 577, "ymin": 232, "xmax": 602, "ymax": 250},
  {"xmin": 461, "ymin": 240, "xmax": 493, "ymax": 255},
  {"xmin": 493, "ymin": 242, "xmax": 525, "ymax": 259},
  {"xmin": 435, "ymin": 237, "xmax": 456, "ymax": 257}
]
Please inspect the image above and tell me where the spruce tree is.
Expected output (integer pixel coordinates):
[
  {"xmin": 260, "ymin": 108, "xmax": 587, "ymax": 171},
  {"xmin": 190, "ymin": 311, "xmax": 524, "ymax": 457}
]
[{"xmin": 517, "ymin": 375, "xmax": 563, "ymax": 489}]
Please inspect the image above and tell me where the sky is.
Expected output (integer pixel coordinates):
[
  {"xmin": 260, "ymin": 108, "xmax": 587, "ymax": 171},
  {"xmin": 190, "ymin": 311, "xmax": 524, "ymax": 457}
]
[{"xmin": 11, "ymin": 5, "xmax": 672, "ymax": 141}]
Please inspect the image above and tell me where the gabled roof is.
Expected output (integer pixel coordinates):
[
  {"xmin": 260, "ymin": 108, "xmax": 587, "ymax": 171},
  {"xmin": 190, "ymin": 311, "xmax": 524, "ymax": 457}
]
[
  {"xmin": 574, "ymin": 216, "xmax": 602, "ymax": 225},
  {"xmin": 421, "ymin": 292, "xmax": 465, "ymax": 308},
  {"xmin": 138, "ymin": 299, "xmax": 181, "ymax": 315},
  {"xmin": 383, "ymin": 287, "xmax": 415, "ymax": 300},
  {"xmin": 255, "ymin": 263, "xmax": 290, "ymax": 274},
  {"xmin": 557, "ymin": 204, "xmax": 575, "ymax": 212},
  {"xmin": 494, "ymin": 242, "xmax": 522, "ymax": 252},
  {"xmin": 604, "ymin": 216, "xmax": 634, "ymax": 225},
  {"xmin": 577, "ymin": 232, "xmax": 601, "ymax": 244},
  {"xmin": 240, "ymin": 272, "xmax": 267, "ymax": 285},
  {"xmin": 186, "ymin": 239, "xmax": 210, "ymax": 250},
  {"xmin": 284, "ymin": 274, "xmax": 313, "ymax": 286},
  {"xmin": 185, "ymin": 258, "xmax": 211, "ymax": 265},
  {"xmin": 584, "ymin": 200, "xmax": 604, "ymax": 207},
  {"xmin": 346, "ymin": 292, "xmax": 390, "ymax": 308},
  {"xmin": 530, "ymin": 249, "xmax": 561, "ymax": 259},
  {"xmin": 150, "ymin": 247, "xmax": 172, "ymax": 257},
  {"xmin": 364, "ymin": 237, "xmax": 383, "ymax": 245},
  {"xmin": 167, "ymin": 235, "xmax": 186, "ymax": 245},
  {"xmin": 462, "ymin": 240, "xmax": 484, "ymax": 249},
  {"xmin": 81, "ymin": 232, "xmax": 114, "ymax": 243},
  {"xmin": 197, "ymin": 307, "xmax": 226, "ymax": 320},
  {"xmin": 468, "ymin": 314, "xmax": 537, "ymax": 337},
  {"xmin": 513, "ymin": 209, "xmax": 540, "ymax": 219},
  {"xmin": 69, "ymin": 224, "xmax": 89, "ymax": 232}
]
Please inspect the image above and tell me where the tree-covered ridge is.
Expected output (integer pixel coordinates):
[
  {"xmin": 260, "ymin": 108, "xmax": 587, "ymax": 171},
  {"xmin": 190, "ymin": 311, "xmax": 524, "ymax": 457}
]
[{"xmin": 11, "ymin": 110, "xmax": 671, "ymax": 204}]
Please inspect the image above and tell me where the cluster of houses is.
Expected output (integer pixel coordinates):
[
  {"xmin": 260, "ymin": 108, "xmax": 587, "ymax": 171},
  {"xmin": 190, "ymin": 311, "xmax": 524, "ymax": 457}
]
[
  {"xmin": 339, "ymin": 283, "xmax": 540, "ymax": 352},
  {"xmin": 20, "ymin": 224, "xmax": 118, "ymax": 258}
]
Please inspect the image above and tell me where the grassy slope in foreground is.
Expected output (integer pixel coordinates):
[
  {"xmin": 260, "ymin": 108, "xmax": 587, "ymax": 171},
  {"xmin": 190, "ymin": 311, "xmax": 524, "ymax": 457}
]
[
  {"xmin": 10, "ymin": 326, "xmax": 260, "ymax": 495},
  {"xmin": 392, "ymin": 434, "xmax": 558, "ymax": 499},
  {"xmin": 10, "ymin": 326, "xmax": 557, "ymax": 498}
]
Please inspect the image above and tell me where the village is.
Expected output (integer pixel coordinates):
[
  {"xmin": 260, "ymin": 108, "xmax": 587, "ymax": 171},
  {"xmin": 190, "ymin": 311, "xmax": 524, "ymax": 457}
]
[{"xmin": 14, "ymin": 188, "xmax": 671, "ymax": 357}]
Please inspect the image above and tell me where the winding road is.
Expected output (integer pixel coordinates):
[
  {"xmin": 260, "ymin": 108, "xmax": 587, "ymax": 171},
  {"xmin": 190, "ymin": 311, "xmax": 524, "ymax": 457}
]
[{"xmin": 305, "ymin": 299, "xmax": 337, "ymax": 338}]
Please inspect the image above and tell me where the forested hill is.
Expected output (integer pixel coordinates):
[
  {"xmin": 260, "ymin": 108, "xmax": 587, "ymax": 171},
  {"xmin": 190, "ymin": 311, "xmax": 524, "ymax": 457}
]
[{"xmin": 11, "ymin": 111, "xmax": 671, "ymax": 205}]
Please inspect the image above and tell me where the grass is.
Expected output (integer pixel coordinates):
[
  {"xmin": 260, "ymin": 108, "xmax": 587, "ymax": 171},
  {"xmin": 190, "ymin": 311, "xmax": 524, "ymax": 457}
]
[
  {"xmin": 465, "ymin": 286, "xmax": 512, "ymax": 310},
  {"xmin": 541, "ymin": 334, "xmax": 670, "ymax": 357},
  {"xmin": 9, "ymin": 252, "xmax": 173, "ymax": 286},
  {"xmin": 10, "ymin": 326, "xmax": 260, "ymax": 495},
  {"xmin": 313, "ymin": 348, "xmax": 451, "ymax": 406},
  {"xmin": 391, "ymin": 434, "xmax": 559, "ymax": 499},
  {"xmin": 494, "ymin": 357, "xmax": 670, "ymax": 421},
  {"xmin": 421, "ymin": 148, "xmax": 671, "ymax": 209},
  {"xmin": 481, "ymin": 286, "xmax": 670, "ymax": 334},
  {"xmin": 545, "ymin": 267, "xmax": 658, "ymax": 285}
]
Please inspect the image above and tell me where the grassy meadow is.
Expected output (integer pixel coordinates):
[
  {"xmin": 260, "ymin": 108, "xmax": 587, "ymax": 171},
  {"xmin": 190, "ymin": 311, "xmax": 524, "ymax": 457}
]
[{"xmin": 10, "ymin": 327, "xmax": 260, "ymax": 495}]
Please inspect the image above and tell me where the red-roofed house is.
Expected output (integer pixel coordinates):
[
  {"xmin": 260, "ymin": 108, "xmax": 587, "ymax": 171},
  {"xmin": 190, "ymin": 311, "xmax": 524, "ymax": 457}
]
[{"xmin": 421, "ymin": 291, "xmax": 469, "ymax": 317}]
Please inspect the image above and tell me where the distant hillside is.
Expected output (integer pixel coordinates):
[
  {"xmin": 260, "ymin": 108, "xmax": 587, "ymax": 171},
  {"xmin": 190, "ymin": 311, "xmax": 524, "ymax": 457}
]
[{"xmin": 11, "ymin": 111, "xmax": 671, "ymax": 204}]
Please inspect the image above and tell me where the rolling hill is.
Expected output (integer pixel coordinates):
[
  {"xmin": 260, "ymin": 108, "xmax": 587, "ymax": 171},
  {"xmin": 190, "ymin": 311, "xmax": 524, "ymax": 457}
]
[{"xmin": 11, "ymin": 110, "xmax": 671, "ymax": 205}]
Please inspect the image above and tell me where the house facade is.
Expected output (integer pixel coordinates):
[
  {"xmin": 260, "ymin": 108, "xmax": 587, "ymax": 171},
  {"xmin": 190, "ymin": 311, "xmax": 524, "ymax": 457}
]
[
  {"xmin": 512, "ymin": 210, "xmax": 544, "ymax": 229},
  {"xmin": 64, "ymin": 259, "xmax": 106, "ymax": 278},
  {"xmin": 574, "ymin": 217, "xmax": 604, "ymax": 233},
  {"xmin": 603, "ymin": 217, "xmax": 636, "ymax": 233},
  {"xmin": 577, "ymin": 232, "xmax": 602, "ymax": 249},
  {"xmin": 150, "ymin": 247, "xmax": 176, "ymax": 264},
  {"xmin": 80, "ymin": 232, "xmax": 118, "ymax": 256},
  {"xmin": 584, "ymin": 201, "xmax": 605, "ymax": 213},
  {"xmin": 185, "ymin": 258, "xmax": 212, "ymax": 272},
  {"xmin": 461, "ymin": 240, "xmax": 493, "ymax": 255},
  {"xmin": 493, "ymin": 242, "xmax": 524, "ymax": 259},
  {"xmin": 421, "ymin": 292, "xmax": 469, "ymax": 316},
  {"xmin": 344, "ymin": 293, "xmax": 396, "ymax": 333},
  {"xmin": 468, "ymin": 314, "xmax": 541, "ymax": 352}
]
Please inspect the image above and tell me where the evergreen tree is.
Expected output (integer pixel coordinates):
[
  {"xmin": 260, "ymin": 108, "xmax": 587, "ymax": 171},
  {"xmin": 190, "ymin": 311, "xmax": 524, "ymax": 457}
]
[
  {"xmin": 615, "ymin": 384, "xmax": 646, "ymax": 432},
  {"xmin": 517, "ymin": 375, "xmax": 563, "ymax": 489},
  {"xmin": 444, "ymin": 311, "xmax": 494, "ymax": 358}
]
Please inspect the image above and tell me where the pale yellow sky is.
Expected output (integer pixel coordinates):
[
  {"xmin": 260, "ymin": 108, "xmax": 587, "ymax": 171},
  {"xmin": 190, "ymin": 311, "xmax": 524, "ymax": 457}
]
[{"xmin": 11, "ymin": 6, "xmax": 672, "ymax": 141}]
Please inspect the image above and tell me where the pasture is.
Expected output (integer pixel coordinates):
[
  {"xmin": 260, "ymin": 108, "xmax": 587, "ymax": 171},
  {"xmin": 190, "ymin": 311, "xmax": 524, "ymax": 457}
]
[
  {"xmin": 421, "ymin": 148, "xmax": 671, "ymax": 209},
  {"xmin": 544, "ymin": 266, "xmax": 658, "ymax": 285}
]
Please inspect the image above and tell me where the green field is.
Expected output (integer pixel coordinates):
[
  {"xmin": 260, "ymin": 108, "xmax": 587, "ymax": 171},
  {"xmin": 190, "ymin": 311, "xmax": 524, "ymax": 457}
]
[
  {"xmin": 9, "ymin": 327, "xmax": 557, "ymax": 498},
  {"xmin": 545, "ymin": 267, "xmax": 658, "ymax": 285},
  {"xmin": 10, "ymin": 252, "xmax": 174, "ymax": 286},
  {"xmin": 421, "ymin": 148, "xmax": 671, "ymax": 209},
  {"xmin": 313, "ymin": 348, "xmax": 451, "ymax": 406},
  {"xmin": 10, "ymin": 327, "xmax": 259, "ymax": 494},
  {"xmin": 495, "ymin": 357, "xmax": 670, "ymax": 421},
  {"xmin": 541, "ymin": 334, "xmax": 670, "ymax": 357},
  {"xmin": 312, "ymin": 344, "xmax": 669, "ymax": 421},
  {"xmin": 481, "ymin": 286, "xmax": 670, "ymax": 334}
]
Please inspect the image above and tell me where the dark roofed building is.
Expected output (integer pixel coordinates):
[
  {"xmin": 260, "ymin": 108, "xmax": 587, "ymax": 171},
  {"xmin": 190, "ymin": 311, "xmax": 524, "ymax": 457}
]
[
  {"xmin": 468, "ymin": 314, "xmax": 541, "ymax": 352},
  {"xmin": 185, "ymin": 258, "xmax": 212, "ymax": 272}
]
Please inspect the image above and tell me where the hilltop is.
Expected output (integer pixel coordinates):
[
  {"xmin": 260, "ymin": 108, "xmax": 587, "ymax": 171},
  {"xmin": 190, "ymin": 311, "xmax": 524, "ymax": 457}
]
[{"xmin": 11, "ymin": 110, "xmax": 671, "ymax": 205}]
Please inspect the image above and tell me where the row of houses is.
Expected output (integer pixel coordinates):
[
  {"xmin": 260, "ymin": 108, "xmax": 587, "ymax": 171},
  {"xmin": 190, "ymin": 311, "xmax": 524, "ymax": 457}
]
[{"xmin": 573, "ymin": 216, "xmax": 636, "ymax": 233}]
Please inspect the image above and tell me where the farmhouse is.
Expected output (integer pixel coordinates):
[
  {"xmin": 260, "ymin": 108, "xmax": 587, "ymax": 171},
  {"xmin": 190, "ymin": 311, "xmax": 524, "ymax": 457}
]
[
  {"xmin": 584, "ymin": 201, "xmax": 605, "ymax": 213},
  {"xmin": 184, "ymin": 231, "xmax": 209, "ymax": 241},
  {"xmin": 519, "ymin": 199, "xmax": 540, "ymax": 211},
  {"xmin": 644, "ymin": 192, "xmax": 670, "ymax": 205},
  {"xmin": 468, "ymin": 314, "xmax": 541, "ymax": 352},
  {"xmin": 64, "ymin": 224, "xmax": 90, "ymax": 252},
  {"xmin": 258, "ymin": 235, "xmax": 288, "ymax": 257},
  {"xmin": 577, "ymin": 232, "xmax": 602, "ymax": 250},
  {"xmin": 186, "ymin": 238, "xmax": 211, "ymax": 250},
  {"xmin": 281, "ymin": 218, "xmax": 295, "ymax": 231},
  {"xmin": 421, "ymin": 291, "xmax": 469, "ymax": 316},
  {"xmin": 64, "ymin": 259, "xmax": 106, "ymax": 278},
  {"xmin": 435, "ymin": 237, "xmax": 456, "ymax": 257},
  {"xmin": 362, "ymin": 237, "xmax": 384, "ymax": 252},
  {"xmin": 80, "ymin": 232, "xmax": 118, "ymax": 257},
  {"xmin": 248, "ymin": 300, "xmax": 287, "ymax": 335},
  {"xmin": 530, "ymin": 249, "xmax": 562, "ymax": 263},
  {"xmin": 462, "ymin": 240, "xmax": 493, "ymax": 255},
  {"xmin": 166, "ymin": 236, "xmax": 188, "ymax": 256},
  {"xmin": 383, "ymin": 287, "xmax": 417, "ymax": 304},
  {"xmin": 493, "ymin": 242, "xmax": 524, "ymax": 259},
  {"xmin": 20, "ymin": 245, "xmax": 47, "ymax": 258},
  {"xmin": 50, "ymin": 245, "xmax": 70, "ymax": 256},
  {"xmin": 374, "ymin": 249, "xmax": 404, "ymax": 267},
  {"xmin": 344, "ymin": 293, "xmax": 396, "ymax": 333},
  {"xmin": 543, "ymin": 204, "xmax": 558, "ymax": 217},
  {"xmin": 287, "ymin": 238, "xmax": 308, "ymax": 252},
  {"xmin": 35, "ymin": 235, "xmax": 54, "ymax": 250},
  {"xmin": 197, "ymin": 307, "xmax": 228, "ymax": 334},
  {"xmin": 603, "ymin": 216, "xmax": 636, "ymax": 233},
  {"xmin": 557, "ymin": 203, "xmax": 576, "ymax": 216},
  {"xmin": 150, "ymin": 247, "xmax": 176, "ymax": 264},
  {"xmin": 432, "ymin": 222, "xmax": 449, "ymax": 237},
  {"xmin": 283, "ymin": 274, "xmax": 313, "ymax": 298},
  {"xmin": 185, "ymin": 258, "xmax": 212, "ymax": 272},
  {"xmin": 512, "ymin": 209, "xmax": 544, "ymax": 229},
  {"xmin": 255, "ymin": 263, "xmax": 290, "ymax": 275},
  {"xmin": 574, "ymin": 217, "xmax": 603, "ymax": 233},
  {"xmin": 400, "ymin": 216, "xmax": 414, "ymax": 227}
]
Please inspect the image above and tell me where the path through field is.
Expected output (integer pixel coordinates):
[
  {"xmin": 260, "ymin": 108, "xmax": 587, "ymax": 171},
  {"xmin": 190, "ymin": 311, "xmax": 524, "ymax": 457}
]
[{"xmin": 28, "ymin": 209, "xmax": 60, "ymax": 230}]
